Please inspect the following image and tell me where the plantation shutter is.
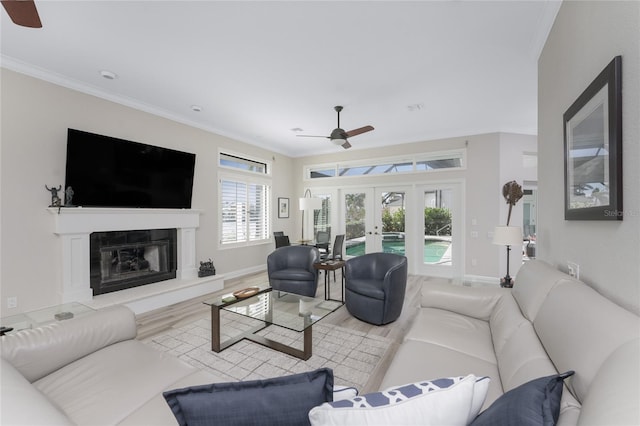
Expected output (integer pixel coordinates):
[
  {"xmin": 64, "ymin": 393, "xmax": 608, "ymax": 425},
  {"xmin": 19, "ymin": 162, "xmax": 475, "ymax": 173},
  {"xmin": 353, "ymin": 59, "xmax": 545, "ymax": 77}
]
[
  {"xmin": 221, "ymin": 179, "xmax": 269, "ymax": 245},
  {"xmin": 221, "ymin": 179, "xmax": 247, "ymax": 244},
  {"xmin": 249, "ymin": 183, "xmax": 269, "ymax": 241}
]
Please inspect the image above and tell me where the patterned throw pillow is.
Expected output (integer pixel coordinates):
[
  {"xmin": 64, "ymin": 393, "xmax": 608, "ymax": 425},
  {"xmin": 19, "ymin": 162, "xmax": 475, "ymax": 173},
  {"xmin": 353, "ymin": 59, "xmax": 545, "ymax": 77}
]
[{"xmin": 309, "ymin": 374, "xmax": 490, "ymax": 426}]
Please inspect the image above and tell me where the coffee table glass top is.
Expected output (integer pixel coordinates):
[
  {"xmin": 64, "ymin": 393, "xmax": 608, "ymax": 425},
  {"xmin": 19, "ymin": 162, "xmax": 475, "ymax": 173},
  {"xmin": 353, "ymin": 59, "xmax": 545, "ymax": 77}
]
[{"xmin": 203, "ymin": 286, "xmax": 342, "ymax": 333}]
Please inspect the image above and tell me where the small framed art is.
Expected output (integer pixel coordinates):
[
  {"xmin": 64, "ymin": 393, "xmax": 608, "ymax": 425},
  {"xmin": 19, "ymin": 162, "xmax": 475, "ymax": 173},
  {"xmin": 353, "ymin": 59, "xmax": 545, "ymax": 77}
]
[{"xmin": 278, "ymin": 197, "xmax": 290, "ymax": 218}]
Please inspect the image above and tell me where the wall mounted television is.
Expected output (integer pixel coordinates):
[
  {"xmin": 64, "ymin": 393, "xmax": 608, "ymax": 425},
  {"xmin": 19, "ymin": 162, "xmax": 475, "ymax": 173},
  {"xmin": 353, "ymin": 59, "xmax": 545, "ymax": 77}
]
[{"xmin": 64, "ymin": 129, "xmax": 196, "ymax": 209}]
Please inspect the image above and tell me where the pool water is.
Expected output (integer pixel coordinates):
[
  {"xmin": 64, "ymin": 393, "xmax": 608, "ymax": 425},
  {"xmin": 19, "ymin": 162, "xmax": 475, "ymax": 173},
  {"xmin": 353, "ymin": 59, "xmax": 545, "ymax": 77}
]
[{"xmin": 346, "ymin": 239, "xmax": 450, "ymax": 263}]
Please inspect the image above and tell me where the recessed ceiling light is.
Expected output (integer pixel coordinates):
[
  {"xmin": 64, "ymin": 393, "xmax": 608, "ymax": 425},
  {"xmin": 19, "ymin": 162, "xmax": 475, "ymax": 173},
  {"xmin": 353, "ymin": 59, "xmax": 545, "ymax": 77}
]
[
  {"xmin": 191, "ymin": 105, "xmax": 203, "ymax": 112},
  {"xmin": 100, "ymin": 70, "xmax": 118, "ymax": 80}
]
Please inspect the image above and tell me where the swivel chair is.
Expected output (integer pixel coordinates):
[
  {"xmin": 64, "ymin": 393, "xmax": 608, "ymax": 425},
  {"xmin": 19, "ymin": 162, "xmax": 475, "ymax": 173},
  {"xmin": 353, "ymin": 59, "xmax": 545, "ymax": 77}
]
[
  {"xmin": 267, "ymin": 245, "xmax": 320, "ymax": 297},
  {"xmin": 345, "ymin": 252, "xmax": 408, "ymax": 325}
]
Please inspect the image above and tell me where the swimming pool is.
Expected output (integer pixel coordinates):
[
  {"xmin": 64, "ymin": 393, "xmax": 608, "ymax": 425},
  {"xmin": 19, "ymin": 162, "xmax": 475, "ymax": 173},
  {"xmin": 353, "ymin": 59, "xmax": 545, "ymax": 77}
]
[{"xmin": 345, "ymin": 238, "xmax": 450, "ymax": 263}]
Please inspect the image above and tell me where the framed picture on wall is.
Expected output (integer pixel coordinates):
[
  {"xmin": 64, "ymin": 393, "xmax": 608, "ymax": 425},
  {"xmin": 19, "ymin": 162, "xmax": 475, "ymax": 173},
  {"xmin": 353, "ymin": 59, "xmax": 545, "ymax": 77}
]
[
  {"xmin": 278, "ymin": 197, "xmax": 289, "ymax": 218},
  {"xmin": 564, "ymin": 56, "xmax": 622, "ymax": 220}
]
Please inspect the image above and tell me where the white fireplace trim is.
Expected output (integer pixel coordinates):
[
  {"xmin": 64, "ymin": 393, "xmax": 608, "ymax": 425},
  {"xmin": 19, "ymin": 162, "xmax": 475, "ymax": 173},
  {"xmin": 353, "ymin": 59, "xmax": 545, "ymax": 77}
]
[{"xmin": 49, "ymin": 207, "xmax": 203, "ymax": 303}]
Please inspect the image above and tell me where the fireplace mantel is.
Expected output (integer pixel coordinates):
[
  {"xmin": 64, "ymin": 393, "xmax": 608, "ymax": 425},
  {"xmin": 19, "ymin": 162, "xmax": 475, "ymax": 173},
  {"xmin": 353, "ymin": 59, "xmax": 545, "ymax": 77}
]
[{"xmin": 49, "ymin": 207, "xmax": 202, "ymax": 303}]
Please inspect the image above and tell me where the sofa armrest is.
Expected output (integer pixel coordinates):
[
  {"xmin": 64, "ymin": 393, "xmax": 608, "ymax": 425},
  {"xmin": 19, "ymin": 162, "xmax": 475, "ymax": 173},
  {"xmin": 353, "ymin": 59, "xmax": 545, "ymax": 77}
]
[
  {"xmin": 0, "ymin": 358, "xmax": 74, "ymax": 425},
  {"xmin": 420, "ymin": 281, "xmax": 508, "ymax": 321},
  {"xmin": 1, "ymin": 305, "xmax": 137, "ymax": 382}
]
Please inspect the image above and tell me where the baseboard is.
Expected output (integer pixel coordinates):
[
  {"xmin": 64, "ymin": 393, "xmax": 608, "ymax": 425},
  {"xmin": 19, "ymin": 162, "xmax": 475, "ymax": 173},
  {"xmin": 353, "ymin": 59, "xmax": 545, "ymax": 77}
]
[{"xmin": 222, "ymin": 264, "xmax": 267, "ymax": 281}]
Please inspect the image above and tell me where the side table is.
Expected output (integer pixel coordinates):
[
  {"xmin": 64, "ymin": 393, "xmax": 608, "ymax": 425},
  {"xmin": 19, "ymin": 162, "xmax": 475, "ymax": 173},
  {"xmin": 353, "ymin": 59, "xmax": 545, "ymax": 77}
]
[{"xmin": 313, "ymin": 260, "xmax": 345, "ymax": 303}]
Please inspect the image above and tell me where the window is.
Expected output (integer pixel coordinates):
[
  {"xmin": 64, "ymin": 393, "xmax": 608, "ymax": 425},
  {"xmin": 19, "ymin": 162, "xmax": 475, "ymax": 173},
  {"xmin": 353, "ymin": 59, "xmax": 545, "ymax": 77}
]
[
  {"xmin": 306, "ymin": 150, "xmax": 464, "ymax": 180},
  {"xmin": 220, "ymin": 179, "xmax": 270, "ymax": 245},
  {"xmin": 219, "ymin": 152, "xmax": 269, "ymax": 175},
  {"xmin": 219, "ymin": 151, "xmax": 271, "ymax": 246}
]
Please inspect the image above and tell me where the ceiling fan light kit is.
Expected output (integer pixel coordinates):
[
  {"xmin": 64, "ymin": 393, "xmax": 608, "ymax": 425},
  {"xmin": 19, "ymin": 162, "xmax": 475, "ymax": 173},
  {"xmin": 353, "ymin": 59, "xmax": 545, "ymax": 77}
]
[{"xmin": 297, "ymin": 105, "xmax": 374, "ymax": 150}]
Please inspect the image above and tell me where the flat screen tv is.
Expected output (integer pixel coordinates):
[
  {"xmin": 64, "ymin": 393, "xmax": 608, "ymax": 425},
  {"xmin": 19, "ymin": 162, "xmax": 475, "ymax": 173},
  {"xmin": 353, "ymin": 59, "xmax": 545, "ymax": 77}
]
[{"xmin": 64, "ymin": 129, "xmax": 196, "ymax": 209}]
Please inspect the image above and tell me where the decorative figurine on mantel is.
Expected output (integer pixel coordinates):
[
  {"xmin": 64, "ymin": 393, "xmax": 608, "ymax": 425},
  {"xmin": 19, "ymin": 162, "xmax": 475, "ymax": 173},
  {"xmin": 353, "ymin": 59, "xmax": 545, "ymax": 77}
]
[
  {"xmin": 45, "ymin": 184, "xmax": 62, "ymax": 207},
  {"xmin": 198, "ymin": 259, "xmax": 216, "ymax": 277},
  {"xmin": 64, "ymin": 186, "xmax": 74, "ymax": 207}
]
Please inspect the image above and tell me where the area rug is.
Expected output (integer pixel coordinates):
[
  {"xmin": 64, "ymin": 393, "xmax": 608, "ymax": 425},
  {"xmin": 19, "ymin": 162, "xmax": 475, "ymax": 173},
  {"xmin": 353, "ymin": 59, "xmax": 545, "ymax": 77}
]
[{"xmin": 141, "ymin": 312, "xmax": 392, "ymax": 391}]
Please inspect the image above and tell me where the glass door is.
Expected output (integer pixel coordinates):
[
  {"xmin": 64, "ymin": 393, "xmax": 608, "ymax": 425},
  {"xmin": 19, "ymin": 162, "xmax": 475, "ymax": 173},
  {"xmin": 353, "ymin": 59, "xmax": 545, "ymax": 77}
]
[
  {"xmin": 416, "ymin": 183, "xmax": 462, "ymax": 278},
  {"xmin": 343, "ymin": 189, "xmax": 374, "ymax": 256},
  {"xmin": 342, "ymin": 187, "xmax": 409, "ymax": 258},
  {"xmin": 378, "ymin": 190, "xmax": 407, "ymax": 256}
]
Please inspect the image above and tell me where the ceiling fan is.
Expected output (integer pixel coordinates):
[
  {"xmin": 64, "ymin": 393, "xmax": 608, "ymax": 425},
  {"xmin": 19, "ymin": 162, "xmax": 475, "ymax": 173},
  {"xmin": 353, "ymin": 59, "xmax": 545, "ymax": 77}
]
[
  {"xmin": 2, "ymin": 0, "xmax": 42, "ymax": 28},
  {"xmin": 297, "ymin": 106, "xmax": 374, "ymax": 150}
]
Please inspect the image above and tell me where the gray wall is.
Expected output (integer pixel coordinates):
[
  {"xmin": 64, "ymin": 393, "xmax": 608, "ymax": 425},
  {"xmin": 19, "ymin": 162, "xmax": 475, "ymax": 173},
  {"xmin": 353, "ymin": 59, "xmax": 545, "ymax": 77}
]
[
  {"xmin": 0, "ymin": 69, "xmax": 295, "ymax": 314},
  {"xmin": 538, "ymin": 1, "xmax": 640, "ymax": 314}
]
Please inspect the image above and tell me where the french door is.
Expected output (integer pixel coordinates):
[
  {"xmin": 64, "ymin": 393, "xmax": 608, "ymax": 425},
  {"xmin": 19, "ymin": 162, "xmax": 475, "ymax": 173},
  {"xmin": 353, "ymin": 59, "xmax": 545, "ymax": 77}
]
[
  {"xmin": 342, "ymin": 186, "xmax": 409, "ymax": 257},
  {"xmin": 415, "ymin": 182, "xmax": 463, "ymax": 278}
]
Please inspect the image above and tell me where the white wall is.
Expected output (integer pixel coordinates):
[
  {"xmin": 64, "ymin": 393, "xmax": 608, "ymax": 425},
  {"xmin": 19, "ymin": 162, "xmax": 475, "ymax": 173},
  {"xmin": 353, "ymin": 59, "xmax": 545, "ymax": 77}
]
[
  {"xmin": 0, "ymin": 69, "xmax": 295, "ymax": 315},
  {"xmin": 538, "ymin": 1, "xmax": 640, "ymax": 314}
]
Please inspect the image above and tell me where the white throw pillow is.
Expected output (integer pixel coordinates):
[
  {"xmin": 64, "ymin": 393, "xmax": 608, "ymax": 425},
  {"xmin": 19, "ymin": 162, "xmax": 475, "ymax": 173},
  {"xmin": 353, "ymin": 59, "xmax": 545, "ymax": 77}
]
[{"xmin": 309, "ymin": 374, "xmax": 490, "ymax": 426}]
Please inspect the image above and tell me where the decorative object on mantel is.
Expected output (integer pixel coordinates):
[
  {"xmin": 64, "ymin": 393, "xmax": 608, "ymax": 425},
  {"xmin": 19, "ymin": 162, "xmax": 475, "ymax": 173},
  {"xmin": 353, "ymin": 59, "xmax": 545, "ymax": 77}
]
[
  {"xmin": 45, "ymin": 184, "xmax": 62, "ymax": 207},
  {"xmin": 64, "ymin": 186, "xmax": 74, "ymax": 206},
  {"xmin": 198, "ymin": 259, "xmax": 216, "ymax": 277},
  {"xmin": 493, "ymin": 180, "xmax": 524, "ymax": 288}
]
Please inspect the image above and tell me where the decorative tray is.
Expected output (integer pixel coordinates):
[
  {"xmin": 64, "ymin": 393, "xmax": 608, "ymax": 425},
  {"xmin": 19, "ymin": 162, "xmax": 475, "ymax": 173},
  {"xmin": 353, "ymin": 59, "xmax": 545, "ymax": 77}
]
[{"xmin": 232, "ymin": 287, "xmax": 260, "ymax": 299}]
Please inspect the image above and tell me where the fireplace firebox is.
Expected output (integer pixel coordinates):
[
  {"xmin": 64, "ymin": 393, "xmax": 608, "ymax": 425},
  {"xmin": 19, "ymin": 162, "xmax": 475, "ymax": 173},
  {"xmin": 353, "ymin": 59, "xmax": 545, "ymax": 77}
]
[{"xmin": 90, "ymin": 229, "xmax": 177, "ymax": 296}]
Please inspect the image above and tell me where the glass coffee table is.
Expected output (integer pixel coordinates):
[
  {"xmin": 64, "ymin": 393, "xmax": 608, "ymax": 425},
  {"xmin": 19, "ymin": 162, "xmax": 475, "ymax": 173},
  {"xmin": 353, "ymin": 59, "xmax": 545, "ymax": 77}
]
[{"xmin": 203, "ymin": 286, "xmax": 342, "ymax": 360}]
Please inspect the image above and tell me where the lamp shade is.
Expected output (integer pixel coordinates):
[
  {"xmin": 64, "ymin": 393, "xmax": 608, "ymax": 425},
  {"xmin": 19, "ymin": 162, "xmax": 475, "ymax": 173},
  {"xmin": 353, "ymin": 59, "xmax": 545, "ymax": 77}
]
[
  {"xmin": 299, "ymin": 196, "xmax": 322, "ymax": 211},
  {"xmin": 492, "ymin": 226, "xmax": 522, "ymax": 246}
]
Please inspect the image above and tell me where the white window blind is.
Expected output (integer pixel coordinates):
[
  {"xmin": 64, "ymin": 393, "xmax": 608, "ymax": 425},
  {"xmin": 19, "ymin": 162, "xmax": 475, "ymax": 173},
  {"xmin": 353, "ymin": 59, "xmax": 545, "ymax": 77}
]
[{"xmin": 221, "ymin": 179, "xmax": 270, "ymax": 245}]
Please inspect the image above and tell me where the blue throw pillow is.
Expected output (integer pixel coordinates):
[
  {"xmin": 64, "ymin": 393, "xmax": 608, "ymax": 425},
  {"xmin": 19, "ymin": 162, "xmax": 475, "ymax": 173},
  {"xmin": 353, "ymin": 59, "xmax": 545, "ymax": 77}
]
[
  {"xmin": 163, "ymin": 368, "xmax": 334, "ymax": 426},
  {"xmin": 471, "ymin": 371, "xmax": 575, "ymax": 426}
]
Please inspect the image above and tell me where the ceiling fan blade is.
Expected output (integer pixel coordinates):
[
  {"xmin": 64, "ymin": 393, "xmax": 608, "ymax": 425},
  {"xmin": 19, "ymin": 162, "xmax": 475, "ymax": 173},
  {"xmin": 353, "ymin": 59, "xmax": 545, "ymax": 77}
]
[
  {"xmin": 296, "ymin": 134, "xmax": 330, "ymax": 139},
  {"xmin": 345, "ymin": 125, "xmax": 374, "ymax": 138},
  {"xmin": 341, "ymin": 140, "xmax": 352, "ymax": 149},
  {"xmin": 1, "ymin": 0, "xmax": 42, "ymax": 28}
]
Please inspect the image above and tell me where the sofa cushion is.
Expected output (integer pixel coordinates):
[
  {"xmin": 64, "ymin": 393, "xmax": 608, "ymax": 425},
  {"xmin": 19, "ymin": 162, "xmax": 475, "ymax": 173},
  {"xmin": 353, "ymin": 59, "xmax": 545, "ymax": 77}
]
[
  {"xmin": 0, "ymin": 358, "xmax": 73, "ymax": 426},
  {"xmin": 379, "ymin": 339, "xmax": 503, "ymax": 410},
  {"xmin": 511, "ymin": 260, "xmax": 570, "ymax": 322},
  {"xmin": 163, "ymin": 368, "xmax": 333, "ymax": 426},
  {"xmin": 309, "ymin": 374, "xmax": 490, "ymax": 426},
  {"xmin": 533, "ymin": 279, "xmax": 640, "ymax": 402},
  {"xmin": 34, "ymin": 340, "xmax": 199, "ymax": 426},
  {"xmin": 578, "ymin": 339, "xmax": 640, "ymax": 426},
  {"xmin": 118, "ymin": 369, "xmax": 228, "ymax": 426},
  {"xmin": 470, "ymin": 372, "xmax": 574, "ymax": 426},
  {"xmin": 405, "ymin": 308, "xmax": 496, "ymax": 364},
  {"xmin": 1, "ymin": 305, "xmax": 137, "ymax": 382}
]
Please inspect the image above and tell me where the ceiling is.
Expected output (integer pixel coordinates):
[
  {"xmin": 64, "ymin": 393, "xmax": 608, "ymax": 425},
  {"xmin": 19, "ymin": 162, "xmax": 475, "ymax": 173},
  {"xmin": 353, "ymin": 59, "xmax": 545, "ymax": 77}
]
[{"xmin": 1, "ymin": 1, "xmax": 561, "ymax": 157}]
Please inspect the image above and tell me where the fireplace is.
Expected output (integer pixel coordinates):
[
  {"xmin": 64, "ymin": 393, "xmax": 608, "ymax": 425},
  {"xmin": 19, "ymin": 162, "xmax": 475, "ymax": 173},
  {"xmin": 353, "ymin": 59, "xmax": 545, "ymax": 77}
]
[
  {"xmin": 50, "ymin": 207, "xmax": 205, "ymax": 303},
  {"xmin": 90, "ymin": 229, "xmax": 177, "ymax": 296}
]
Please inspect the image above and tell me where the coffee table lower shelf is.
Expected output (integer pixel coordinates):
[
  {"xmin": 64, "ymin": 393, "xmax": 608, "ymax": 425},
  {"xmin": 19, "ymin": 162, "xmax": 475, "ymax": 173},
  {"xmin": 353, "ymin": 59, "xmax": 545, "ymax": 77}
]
[{"xmin": 210, "ymin": 304, "xmax": 313, "ymax": 360}]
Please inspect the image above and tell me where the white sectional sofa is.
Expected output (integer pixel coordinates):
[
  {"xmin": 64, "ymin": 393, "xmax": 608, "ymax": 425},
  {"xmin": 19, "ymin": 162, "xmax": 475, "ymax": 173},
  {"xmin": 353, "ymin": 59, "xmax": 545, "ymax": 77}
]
[
  {"xmin": 1, "ymin": 305, "xmax": 226, "ymax": 425},
  {"xmin": 380, "ymin": 260, "xmax": 640, "ymax": 425},
  {"xmin": 2, "ymin": 259, "xmax": 638, "ymax": 425}
]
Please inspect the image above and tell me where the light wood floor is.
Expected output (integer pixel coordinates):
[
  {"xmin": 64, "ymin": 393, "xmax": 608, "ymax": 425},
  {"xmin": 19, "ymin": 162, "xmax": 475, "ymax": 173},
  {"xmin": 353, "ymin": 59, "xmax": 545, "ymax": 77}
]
[{"xmin": 136, "ymin": 270, "xmax": 427, "ymax": 393}]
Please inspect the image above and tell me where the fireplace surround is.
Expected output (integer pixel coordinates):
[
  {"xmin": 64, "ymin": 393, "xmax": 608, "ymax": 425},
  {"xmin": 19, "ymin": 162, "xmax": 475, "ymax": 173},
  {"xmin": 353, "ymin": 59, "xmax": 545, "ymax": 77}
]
[{"xmin": 50, "ymin": 208, "xmax": 202, "ymax": 303}]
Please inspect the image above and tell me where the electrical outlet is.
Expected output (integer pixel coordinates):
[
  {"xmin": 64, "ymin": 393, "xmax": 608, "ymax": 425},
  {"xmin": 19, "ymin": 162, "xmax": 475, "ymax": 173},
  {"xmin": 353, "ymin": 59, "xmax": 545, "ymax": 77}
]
[
  {"xmin": 567, "ymin": 262, "xmax": 579, "ymax": 279},
  {"xmin": 7, "ymin": 297, "xmax": 17, "ymax": 309}
]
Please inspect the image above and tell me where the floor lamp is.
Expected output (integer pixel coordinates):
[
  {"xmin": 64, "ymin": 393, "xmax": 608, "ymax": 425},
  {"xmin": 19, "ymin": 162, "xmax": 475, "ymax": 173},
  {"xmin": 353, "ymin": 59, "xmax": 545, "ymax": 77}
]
[
  {"xmin": 492, "ymin": 226, "xmax": 522, "ymax": 288},
  {"xmin": 299, "ymin": 189, "xmax": 322, "ymax": 243}
]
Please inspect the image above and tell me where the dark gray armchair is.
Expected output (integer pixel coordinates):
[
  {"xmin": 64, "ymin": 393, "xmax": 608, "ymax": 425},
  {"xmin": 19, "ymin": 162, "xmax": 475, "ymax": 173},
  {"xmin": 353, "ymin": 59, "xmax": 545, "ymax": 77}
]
[
  {"xmin": 345, "ymin": 253, "xmax": 408, "ymax": 325},
  {"xmin": 267, "ymin": 245, "xmax": 320, "ymax": 297}
]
